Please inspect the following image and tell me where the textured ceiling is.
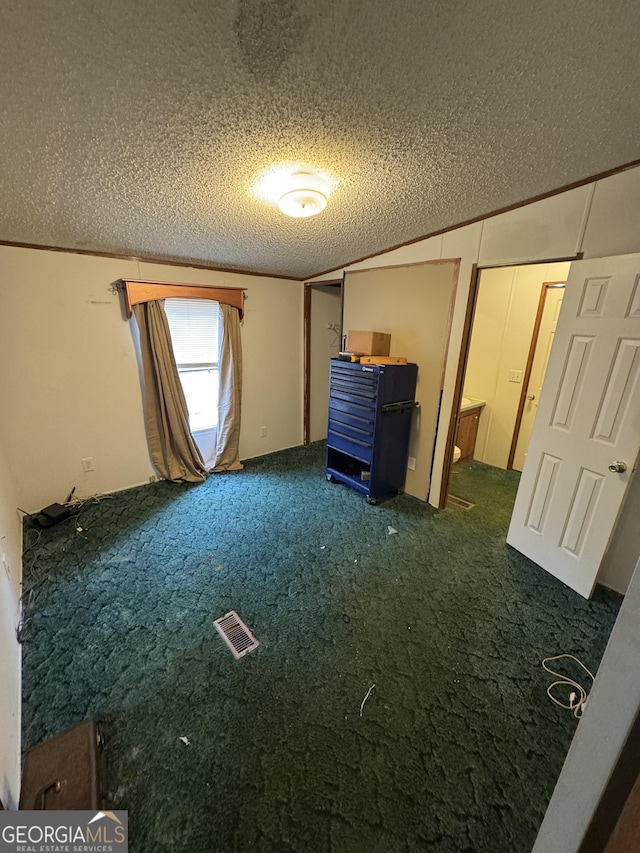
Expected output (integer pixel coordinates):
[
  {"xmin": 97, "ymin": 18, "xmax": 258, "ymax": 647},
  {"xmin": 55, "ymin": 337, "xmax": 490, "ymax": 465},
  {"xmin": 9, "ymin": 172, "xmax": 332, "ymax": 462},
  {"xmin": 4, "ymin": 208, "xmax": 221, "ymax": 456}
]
[{"xmin": 1, "ymin": 1, "xmax": 639, "ymax": 280}]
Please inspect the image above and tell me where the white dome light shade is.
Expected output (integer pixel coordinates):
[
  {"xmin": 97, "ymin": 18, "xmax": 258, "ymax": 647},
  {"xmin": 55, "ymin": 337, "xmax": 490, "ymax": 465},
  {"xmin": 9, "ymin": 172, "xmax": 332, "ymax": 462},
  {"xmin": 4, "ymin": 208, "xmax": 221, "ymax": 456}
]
[{"xmin": 277, "ymin": 172, "xmax": 330, "ymax": 218}]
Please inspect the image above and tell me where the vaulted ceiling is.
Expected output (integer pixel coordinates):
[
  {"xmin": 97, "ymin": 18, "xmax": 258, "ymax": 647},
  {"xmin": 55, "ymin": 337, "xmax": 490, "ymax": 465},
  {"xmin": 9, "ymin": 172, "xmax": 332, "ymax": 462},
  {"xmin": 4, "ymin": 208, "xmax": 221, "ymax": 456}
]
[{"xmin": 1, "ymin": 1, "xmax": 639, "ymax": 280}]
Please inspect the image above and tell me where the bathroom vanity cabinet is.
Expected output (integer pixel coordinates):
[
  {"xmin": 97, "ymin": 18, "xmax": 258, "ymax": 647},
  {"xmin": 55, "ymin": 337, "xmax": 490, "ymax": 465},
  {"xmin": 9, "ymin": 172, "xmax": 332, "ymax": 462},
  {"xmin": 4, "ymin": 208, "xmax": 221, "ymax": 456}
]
[{"xmin": 456, "ymin": 405, "xmax": 483, "ymax": 463}]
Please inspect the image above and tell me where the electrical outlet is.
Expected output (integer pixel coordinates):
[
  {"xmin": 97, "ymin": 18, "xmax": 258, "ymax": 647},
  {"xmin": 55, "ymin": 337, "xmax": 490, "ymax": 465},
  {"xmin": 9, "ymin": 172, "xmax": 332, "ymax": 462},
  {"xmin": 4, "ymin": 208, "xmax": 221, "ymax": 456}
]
[
  {"xmin": 509, "ymin": 369, "xmax": 523, "ymax": 383},
  {"xmin": 260, "ymin": 426, "xmax": 267, "ymax": 437},
  {"xmin": 407, "ymin": 456, "xmax": 416, "ymax": 470},
  {"xmin": 82, "ymin": 457, "xmax": 95, "ymax": 472}
]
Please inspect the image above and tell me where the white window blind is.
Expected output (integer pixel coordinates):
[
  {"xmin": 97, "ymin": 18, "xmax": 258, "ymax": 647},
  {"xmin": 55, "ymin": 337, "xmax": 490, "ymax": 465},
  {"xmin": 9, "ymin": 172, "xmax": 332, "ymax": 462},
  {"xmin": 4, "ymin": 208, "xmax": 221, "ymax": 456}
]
[
  {"xmin": 164, "ymin": 298, "xmax": 220, "ymax": 366},
  {"xmin": 164, "ymin": 298, "xmax": 221, "ymax": 432}
]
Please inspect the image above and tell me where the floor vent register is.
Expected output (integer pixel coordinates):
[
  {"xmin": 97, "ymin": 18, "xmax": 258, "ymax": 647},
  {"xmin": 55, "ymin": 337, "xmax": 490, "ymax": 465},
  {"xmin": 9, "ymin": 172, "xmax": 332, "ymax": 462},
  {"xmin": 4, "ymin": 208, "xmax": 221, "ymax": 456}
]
[
  {"xmin": 447, "ymin": 494, "xmax": 475, "ymax": 510},
  {"xmin": 214, "ymin": 610, "xmax": 260, "ymax": 659}
]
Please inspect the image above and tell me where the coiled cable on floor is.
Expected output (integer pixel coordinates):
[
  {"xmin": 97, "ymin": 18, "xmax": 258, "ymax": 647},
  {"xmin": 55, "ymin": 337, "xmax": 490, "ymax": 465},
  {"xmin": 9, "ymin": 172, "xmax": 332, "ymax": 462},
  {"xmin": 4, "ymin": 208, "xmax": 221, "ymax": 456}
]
[
  {"xmin": 15, "ymin": 494, "xmax": 112, "ymax": 642},
  {"xmin": 542, "ymin": 654, "xmax": 595, "ymax": 719}
]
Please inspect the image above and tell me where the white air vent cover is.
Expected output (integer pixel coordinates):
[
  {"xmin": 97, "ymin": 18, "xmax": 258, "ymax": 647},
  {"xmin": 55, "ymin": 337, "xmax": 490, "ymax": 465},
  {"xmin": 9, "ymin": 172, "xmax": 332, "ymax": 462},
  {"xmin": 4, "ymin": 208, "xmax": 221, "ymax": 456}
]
[
  {"xmin": 447, "ymin": 495, "xmax": 475, "ymax": 510},
  {"xmin": 214, "ymin": 610, "xmax": 259, "ymax": 659}
]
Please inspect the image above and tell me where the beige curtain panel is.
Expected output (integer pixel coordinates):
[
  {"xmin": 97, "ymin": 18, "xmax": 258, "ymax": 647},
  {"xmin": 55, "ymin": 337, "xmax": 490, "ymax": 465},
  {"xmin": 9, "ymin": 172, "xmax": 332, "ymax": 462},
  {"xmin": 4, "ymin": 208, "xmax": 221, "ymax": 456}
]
[
  {"xmin": 211, "ymin": 302, "xmax": 243, "ymax": 472},
  {"xmin": 133, "ymin": 300, "xmax": 207, "ymax": 483}
]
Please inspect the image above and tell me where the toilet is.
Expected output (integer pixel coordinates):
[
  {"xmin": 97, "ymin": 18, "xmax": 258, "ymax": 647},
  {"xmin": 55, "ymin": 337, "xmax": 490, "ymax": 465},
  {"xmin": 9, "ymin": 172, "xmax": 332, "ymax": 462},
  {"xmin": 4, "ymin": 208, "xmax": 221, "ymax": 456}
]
[{"xmin": 453, "ymin": 445, "xmax": 461, "ymax": 463}]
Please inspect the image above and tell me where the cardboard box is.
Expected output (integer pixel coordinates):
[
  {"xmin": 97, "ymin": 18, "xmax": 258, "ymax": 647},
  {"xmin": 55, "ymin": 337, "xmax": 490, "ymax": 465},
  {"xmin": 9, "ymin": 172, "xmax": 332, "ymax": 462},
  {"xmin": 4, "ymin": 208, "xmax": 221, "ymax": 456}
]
[
  {"xmin": 346, "ymin": 331, "xmax": 391, "ymax": 356},
  {"xmin": 360, "ymin": 355, "xmax": 407, "ymax": 365}
]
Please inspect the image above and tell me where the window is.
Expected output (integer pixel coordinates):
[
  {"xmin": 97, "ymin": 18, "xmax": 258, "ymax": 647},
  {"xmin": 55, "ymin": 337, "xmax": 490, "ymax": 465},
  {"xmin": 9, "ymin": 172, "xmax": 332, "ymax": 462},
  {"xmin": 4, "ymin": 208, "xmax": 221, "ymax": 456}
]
[{"xmin": 164, "ymin": 298, "xmax": 221, "ymax": 432}]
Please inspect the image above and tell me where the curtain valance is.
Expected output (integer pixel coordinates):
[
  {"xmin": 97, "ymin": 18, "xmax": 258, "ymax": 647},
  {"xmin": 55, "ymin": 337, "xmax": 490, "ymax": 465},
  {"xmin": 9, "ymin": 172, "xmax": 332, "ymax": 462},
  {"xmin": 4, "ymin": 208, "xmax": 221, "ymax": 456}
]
[{"xmin": 120, "ymin": 279, "xmax": 245, "ymax": 320}]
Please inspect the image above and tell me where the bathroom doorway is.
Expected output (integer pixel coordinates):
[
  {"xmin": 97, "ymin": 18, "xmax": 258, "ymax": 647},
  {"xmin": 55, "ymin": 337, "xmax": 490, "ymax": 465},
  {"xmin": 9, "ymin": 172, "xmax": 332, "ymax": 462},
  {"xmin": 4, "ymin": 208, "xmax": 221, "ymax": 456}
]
[{"xmin": 447, "ymin": 260, "xmax": 570, "ymax": 503}]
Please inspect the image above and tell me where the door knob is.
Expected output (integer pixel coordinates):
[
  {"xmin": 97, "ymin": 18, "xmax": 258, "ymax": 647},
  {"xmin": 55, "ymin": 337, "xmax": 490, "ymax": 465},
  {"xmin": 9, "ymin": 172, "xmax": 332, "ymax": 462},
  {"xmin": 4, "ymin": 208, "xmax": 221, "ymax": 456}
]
[
  {"xmin": 608, "ymin": 461, "xmax": 627, "ymax": 474},
  {"xmin": 526, "ymin": 394, "xmax": 536, "ymax": 401}
]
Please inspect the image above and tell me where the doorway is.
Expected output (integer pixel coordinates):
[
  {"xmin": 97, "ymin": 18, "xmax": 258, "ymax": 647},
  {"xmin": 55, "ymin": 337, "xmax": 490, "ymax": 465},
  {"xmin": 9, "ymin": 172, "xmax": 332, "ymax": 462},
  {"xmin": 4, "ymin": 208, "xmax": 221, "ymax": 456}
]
[
  {"xmin": 448, "ymin": 261, "xmax": 570, "ymax": 497},
  {"xmin": 303, "ymin": 280, "xmax": 342, "ymax": 445}
]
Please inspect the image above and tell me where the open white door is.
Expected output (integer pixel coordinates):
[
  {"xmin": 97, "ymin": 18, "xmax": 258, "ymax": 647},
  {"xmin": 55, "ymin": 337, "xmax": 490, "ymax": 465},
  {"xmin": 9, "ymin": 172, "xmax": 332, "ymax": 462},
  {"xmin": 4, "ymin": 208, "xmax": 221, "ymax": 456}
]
[{"xmin": 507, "ymin": 254, "xmax": 640, "ymax": 598}]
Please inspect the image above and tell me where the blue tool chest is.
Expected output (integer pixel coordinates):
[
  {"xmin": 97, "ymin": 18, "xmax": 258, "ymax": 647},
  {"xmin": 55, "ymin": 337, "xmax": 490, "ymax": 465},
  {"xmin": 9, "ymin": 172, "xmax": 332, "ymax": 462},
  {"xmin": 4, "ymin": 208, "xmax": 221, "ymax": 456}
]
[{"xmin": 325, "ymin": 359, "xmax": 418, "ymax": 503}]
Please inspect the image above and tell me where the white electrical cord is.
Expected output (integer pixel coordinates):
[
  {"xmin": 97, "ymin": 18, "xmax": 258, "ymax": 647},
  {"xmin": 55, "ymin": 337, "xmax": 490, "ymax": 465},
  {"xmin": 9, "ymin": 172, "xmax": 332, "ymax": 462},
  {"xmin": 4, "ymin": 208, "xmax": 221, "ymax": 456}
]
[{"xmin": 542, "ymin": 654, "xmax": 595, "ymax": 719}]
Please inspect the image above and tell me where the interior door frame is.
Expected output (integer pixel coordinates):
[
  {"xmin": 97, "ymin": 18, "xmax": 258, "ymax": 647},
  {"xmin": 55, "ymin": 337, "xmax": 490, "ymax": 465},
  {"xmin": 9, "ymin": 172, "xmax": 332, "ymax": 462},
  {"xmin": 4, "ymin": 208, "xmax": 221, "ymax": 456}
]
[
  {"xmin": 303, "ymin": 278, "xmax": 343, "ymax": 445},
  {"xmin": 438, "ymin": 264, "xmax": 480, "ymax": 507},
  {"xmin": 506, "ymin": 280, "xmax": 566, "ymax": 471},
  {"xmin": 437, "ymin": 254, "xmax": 583, "ymax": 509}
]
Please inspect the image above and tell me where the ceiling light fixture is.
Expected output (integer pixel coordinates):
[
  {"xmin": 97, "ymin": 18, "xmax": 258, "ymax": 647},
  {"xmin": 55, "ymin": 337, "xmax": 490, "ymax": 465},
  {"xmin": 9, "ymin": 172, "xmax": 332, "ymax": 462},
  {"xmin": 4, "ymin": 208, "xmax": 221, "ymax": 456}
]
[{"xmin": 277, "ymin": 172, "xmax": 330, "ymax": 218}]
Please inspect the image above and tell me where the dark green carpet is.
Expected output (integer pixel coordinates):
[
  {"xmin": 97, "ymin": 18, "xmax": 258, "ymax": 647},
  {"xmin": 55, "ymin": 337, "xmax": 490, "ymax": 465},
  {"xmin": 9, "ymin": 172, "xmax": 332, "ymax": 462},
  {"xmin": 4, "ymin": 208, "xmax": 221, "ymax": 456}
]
[{"xmin": 21, "ymin": 447, "xmax": 621, "ymax": 852}]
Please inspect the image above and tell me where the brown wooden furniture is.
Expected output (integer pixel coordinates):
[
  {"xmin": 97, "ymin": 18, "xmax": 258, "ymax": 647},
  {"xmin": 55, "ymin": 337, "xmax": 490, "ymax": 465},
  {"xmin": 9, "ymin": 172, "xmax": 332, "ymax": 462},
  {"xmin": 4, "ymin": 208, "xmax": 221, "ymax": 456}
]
[
  {"xmin": 455, "ymin": 405, "xmax": 482, "ymax": 463},
  {"xmin": 20, "ymin": 720, "xmax": 107, "ymax": 810}
]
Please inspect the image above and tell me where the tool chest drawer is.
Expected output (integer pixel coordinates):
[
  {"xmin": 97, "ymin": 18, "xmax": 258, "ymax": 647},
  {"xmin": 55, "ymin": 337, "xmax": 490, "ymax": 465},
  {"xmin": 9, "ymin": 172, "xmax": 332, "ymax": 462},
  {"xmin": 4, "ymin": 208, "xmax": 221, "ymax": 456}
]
[
  {"xmin": 325, "ymin": 359, "xmax": 418, "ymax": 504},
  {"xmin": 327, "ymin": 428, "xmax": 373, "ymax": 463}
]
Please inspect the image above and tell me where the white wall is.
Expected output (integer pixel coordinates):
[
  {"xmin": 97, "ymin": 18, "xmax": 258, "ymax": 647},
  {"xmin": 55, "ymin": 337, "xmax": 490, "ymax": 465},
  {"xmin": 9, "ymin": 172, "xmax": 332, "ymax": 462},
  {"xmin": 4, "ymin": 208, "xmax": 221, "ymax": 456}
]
[
  {"xmin": 342, "ymin": 261, "xmax": 458, "ymax": 502},
  {"xmin": 464, "ymin": 262, "xmax": 570, "ymax": 468},
  {"xmin": 0, "ymin": 433, "xmax": 22, "ymax": 809},
  {"xmin": 0, "ymin": 248, "xmax": 303, "ymax": 511},
  {"xmin": 581, "ymin": 167, "xmax": 640, "ymax": 260},
  {"xmin": 309, "ymin": 286, "xmax": 341, "ymax": 442}
]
